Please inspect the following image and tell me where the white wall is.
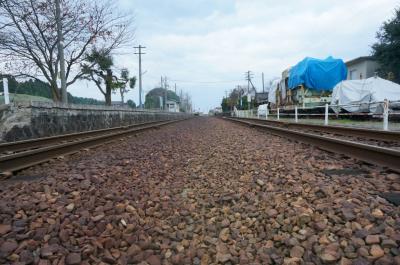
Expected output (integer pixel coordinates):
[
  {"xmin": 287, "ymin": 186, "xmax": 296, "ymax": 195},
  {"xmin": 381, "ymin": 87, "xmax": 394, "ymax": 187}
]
[{"xmin": 347, "ymin": 60, "xmax": 380, "ymax": 80}]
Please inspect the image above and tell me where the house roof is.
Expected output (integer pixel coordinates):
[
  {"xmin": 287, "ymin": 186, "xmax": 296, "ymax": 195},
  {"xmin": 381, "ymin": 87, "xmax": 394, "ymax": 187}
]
[{"xmin": 345, "ymin": 56, "xmax": 376, "ymax": 66}]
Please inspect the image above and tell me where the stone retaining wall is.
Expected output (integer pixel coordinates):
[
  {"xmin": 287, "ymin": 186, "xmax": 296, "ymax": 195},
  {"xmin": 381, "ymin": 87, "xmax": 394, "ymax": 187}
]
[{"xmin": 0, "ymin": 102, "xmax": 191, "ymax": 142}]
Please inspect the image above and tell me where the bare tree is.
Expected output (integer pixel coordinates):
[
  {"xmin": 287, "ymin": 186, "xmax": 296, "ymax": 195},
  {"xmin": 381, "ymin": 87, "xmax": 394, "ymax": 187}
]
[
  {"xmin": 179, "ymin": 92, "xmax": 193, "ymax": 113},
  {"xmin": 0, "ymin": 0, "xmax": 133, "ymax": 101}
]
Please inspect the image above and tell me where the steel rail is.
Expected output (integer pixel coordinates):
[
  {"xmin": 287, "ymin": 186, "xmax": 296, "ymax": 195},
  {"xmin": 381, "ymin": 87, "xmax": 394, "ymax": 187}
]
[
  {"xmin": 225, "ymin": 117, "xmax": 400, "ymax": 172},
  {"xmin": 231, "ymin": 117, "xmax": 400, "ymax": 142},
  {"xmin": 0, "ymin": 120, "xmax": 168, "ymax": 154},
  {"xmin": 0, "ymin": 119, "xmax": 184, "ymax": 173}
]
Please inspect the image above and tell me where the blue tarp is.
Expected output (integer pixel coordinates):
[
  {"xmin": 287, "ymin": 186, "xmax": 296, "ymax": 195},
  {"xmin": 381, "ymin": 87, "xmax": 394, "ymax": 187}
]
[{"xmin": 288, "ymin": 56, "xmax": 347, "ymax": 91}]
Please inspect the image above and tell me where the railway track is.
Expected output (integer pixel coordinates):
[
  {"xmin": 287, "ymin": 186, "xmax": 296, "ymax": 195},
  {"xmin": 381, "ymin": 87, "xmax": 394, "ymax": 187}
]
[
  {"xmin": 0, "ymin": 119, "xmax": 168, "ymax": 154},
  {"xmin": 0, "ymin": 119, "xmax": 185, "ymax": 174},
  {"xmin": 230, "ymin": 117, "xmax": 400, "ymax": 142},
  {"xmin": 225, "ymin": 117, "xmax": 400, "ymax": 173}
]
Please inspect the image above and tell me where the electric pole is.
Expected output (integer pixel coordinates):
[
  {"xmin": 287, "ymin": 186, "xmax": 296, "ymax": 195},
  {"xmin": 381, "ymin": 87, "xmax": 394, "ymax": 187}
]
[
  {"xmin": 55, "ymin": 0, "xmax": 67, "ymax": 103},
  {"xmin": 160, "ymin": 76, "xmax": 164, "ymax": 109},
  {"xmin": 262, "ymin": 72, "xmax": 265, "ymax": 93},
  {"xmin": 245, "ymin": 71, "xmax": 254, "ymax": 110},
  {"xmin": 164, "ymin": 76, "xmax": 168, "ymax": 111},
  {"xmin": 134, "ymin": 45, "xmax": 146, "ymax": 109},
  {"xmin": 245, "ymin": 71, "xmax": 250, "ymax": 94}
]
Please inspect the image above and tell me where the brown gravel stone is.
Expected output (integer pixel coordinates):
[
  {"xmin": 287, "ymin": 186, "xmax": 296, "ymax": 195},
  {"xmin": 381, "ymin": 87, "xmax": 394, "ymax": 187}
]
[
  {"xmin": 66, "ymin": 253, "xmax": 81, "ymax": 265},
  {"xmin": 267, "ymin": 209, "xmax": 278, "ymax": 218},
  {"xmin": 127, "ymin": 244, "xmax": 141, "ymax": 257},
  {"xmin": 40, "ymin": 246, "xmax": 53, "ymax": 257},
  {"xmin": 146, "ymin": 255, "xmax": 161, "ymax": 265},
  {"xmin": 370, "ymin": 244, "xmax": 384, "ymax": 258},
  {"xmin": 371, "ymin": 208, "xmax": 384, "ymax": 218},
  {"xmin": 365, "ymin": 234, "xmax": 380, "ymax": 244},
  {"xmin": 91, "ymin": 213, "xmax": 105, "ymax": 222},
  {"xmin": 319, "ymin": 244, "xmax": 341, "ymax": 263},
  {"xmin": 382, "ymin": 239, "xmax": 397, "ymax": 248},
  {"xmin": 386, "ymin": 173, "xmax": 398, "ymax": 181},
  {"xmin": 0, "ymin": 241, "xmax": 18, "ymax": 256},
  {"xmin": 290, "ymin": 245, "xmax": 304, "ymax": 258},
  {"xmin": 1, "ymin": 118, "xmax": 399, "ymax": 264},
  {"xmin": 19, "ymin": 250, "xmax": 34, "ymax": 264},
  {"xmin": 66, "ymin": 203, "xmax": 75, "ymax": 211},
  {"xmin": 0, "ymin": 224, "xmax": 11, "ymax": 236},
  {"xmin": 339, "ymin": 257, "xmax": 352, "ymax": 265},
  {"xmin": 256, "ymin": 179, "xmax": 265, "ymax": 186},
  {"xmin": 219, "ymin": 228, "xmax": 230, "ymax": 242}
]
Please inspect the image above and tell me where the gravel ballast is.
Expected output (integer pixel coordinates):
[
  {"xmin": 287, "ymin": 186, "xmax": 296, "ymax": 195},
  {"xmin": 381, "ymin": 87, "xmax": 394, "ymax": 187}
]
[{"xmin": 0, "ymin": 117, "xmax": 399, "ymax": 264}]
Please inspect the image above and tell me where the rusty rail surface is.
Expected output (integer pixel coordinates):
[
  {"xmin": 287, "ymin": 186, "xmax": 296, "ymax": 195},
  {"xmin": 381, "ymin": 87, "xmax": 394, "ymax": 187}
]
[
  {"xmin": 230, "ymin": 117, "xmax": 400, "ymax": 142},
  {"xmin": 0, "ymin": 119, "xmax": 185, "ymax": 174},
  {"xmin": 225, "ymin": 117, "xmax": 400, "ymax": 172},
  {"xmin": 0, "ymin": 120, "xmax": 168, "ymax": 154}
]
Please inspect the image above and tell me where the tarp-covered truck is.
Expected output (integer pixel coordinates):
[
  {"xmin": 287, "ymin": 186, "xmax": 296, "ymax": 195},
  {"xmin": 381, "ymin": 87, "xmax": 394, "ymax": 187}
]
[{"xmin": 285, "ymin": 56, "xmax": 347, "ymax": 107}]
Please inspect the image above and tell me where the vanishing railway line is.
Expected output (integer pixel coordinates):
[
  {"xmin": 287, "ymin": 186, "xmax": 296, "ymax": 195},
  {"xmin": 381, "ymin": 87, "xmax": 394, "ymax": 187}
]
[
  {"xmin": 225, "ymin": 117, "xmax": 400, "ymax": 173},
  {"xmin": 3, "ymin": 115, "xmax": 400, "ymax": 175},
  {"xmin": 1, "ymin": 118, "xmax": 399, "ymax": 264},
  {"xmin": 0, "ymin": 119, "xmax": 186, "ymax": 174}
]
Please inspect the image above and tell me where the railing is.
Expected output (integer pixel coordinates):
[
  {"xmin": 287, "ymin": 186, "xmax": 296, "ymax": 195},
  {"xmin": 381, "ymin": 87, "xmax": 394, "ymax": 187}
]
[{"xmin": 234, "ymin": 100, "xmax": 400, "ymax": 131}]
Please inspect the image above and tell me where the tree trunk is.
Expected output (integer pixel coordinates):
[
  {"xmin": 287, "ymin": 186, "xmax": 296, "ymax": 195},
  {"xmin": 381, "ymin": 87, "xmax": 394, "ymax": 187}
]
[
  {"xmin": 50, "ymin": 83, "xmax": 61, "ymax": 102},
  {"xmin": 120, "ymin": 89, "xmax": 124, "ymax": 104},
  {"xmin": 105, "ymin": 89, "xmax": 112, "ymax": 106},
  {"xmin": 105, "ymin": 69, "xmax": 113, "ymax": 106}
]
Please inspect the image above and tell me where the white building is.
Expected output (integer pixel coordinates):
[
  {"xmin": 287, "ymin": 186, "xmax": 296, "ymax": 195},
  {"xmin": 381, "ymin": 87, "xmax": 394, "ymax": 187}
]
[
  {"xmin": 166, "ymin": 99, "xmax": 180, "ymax": 112},
  {"xmin": 346, "ymin": 56, "xmax": 380, "ymax": 80}
]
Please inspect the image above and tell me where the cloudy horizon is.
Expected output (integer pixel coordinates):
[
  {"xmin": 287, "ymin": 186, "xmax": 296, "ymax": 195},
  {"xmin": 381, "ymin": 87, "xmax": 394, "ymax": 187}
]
[{"xmin": 68, "ymin": 0, "xmax": 399, "ymax": 112}]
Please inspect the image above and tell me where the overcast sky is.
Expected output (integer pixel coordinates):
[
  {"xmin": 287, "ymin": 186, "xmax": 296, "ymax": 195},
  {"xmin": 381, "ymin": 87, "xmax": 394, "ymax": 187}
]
[{"xmin": 68, "ymin": 0, "xmax": 398, "ymax": 112}]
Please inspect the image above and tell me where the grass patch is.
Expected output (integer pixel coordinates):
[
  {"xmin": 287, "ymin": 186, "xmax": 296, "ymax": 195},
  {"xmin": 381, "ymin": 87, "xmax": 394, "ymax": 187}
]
[{"xmin": 0, "ymin": 93, "xmax": 53, "ymax": 103}]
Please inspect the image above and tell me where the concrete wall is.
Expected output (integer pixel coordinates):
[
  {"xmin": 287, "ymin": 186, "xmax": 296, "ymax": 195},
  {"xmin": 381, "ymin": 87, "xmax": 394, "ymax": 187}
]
[{"xmin": 0, "ymin": 102, "xmax": 191, "ymax": 142}]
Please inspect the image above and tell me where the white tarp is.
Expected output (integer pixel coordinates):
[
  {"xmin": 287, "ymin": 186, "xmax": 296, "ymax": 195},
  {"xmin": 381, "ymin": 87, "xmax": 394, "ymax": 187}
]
[
  {"xmin": 331, "ymin": 77, "xmax": 400, "ymax": 113},
  {"xmin": 268, "ymin": 79, "xmax": 281, "ymax": 104},
  {"xmin": 257, "ymin": 104, "xmax": 268, "ymax": 116}
]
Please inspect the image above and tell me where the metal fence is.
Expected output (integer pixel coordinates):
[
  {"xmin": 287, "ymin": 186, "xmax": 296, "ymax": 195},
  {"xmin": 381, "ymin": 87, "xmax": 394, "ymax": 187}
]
[{"xmin": 234, "ymin": 100, "xmax": 400, "ymax": 131}]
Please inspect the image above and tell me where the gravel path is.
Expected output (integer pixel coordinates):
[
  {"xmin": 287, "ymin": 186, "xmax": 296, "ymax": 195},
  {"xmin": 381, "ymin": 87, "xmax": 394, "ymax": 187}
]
[{"xmin": 0, "ymin": 117, "xmax": 399, "ymax": 265}]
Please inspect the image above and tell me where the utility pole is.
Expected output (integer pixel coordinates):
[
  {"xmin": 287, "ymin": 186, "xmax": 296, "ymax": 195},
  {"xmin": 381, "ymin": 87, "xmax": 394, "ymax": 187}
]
[
  {"xmin": 262, "ymin": 72, "xmax": 265, "ymax": 93},
  {"xmin": 134, "ymin": 45, "xmax": 146, "ymax": 109},
  {"xmin": 163, "ymin": 76, "xmax": 168, "ymax": 111},
  {"xmin": 245, "ymin": 71, "xmax": 254, "ymax": 110},
  {"xmin": 245, "ymin": 71, "xmax": 250, "ymax": 94},
  {"xmin": 180, "ymin": 89, "xmax": 183, "ymax": 112},
  {"xmin": 55, "ymin": 0, "xmax": 67, "ymax": 104}
]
